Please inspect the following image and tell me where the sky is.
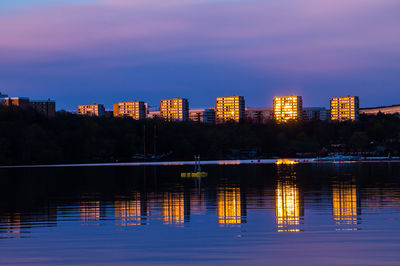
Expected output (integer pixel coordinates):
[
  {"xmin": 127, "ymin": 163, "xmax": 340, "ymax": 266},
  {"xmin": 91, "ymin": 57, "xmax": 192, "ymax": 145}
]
[{"xmin": 0, "ymin": 0, "xmax": 399, "ymax": 110}]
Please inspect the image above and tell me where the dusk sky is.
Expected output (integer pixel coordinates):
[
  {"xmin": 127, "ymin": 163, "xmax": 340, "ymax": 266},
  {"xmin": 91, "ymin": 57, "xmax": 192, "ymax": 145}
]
[{"xmin": 1, "ymin": 0, "xmax": 399, "ymax": 110}]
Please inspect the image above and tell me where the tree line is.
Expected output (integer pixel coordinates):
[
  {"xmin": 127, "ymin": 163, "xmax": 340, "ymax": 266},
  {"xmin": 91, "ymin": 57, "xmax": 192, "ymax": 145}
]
[{"xmin": 0, "ymin": 105, "xmax": 400, "ymax": 165}]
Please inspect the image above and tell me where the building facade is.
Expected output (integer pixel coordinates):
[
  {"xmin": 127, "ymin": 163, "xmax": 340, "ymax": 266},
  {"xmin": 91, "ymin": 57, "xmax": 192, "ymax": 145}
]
[
  {"xmin": 303, "ymin": 107, "xmax": 330, "ymax": 121},
  {"xmin": 1, "ymin": 97, "xmax": 30, "ymax": 109},
  {"xmin": 1, "ymin": 97, "xmax": 56, "ymax": 118},
  {"xmin": 189, "ymin": 108, "xmax": 216, "ymax": 124},
  {"xmin": 113, "ymin": 101, "xmax": 146, "ymax": 120},
  {"xmin": 30, "ymin": 100, "xmax": 56, "ymax": 118},
  {"xmin": 160, "ymin": 98, "xmax": 189, "ymax": 121},
  {"xmin": 245, "ymin": 107, "xmax": 273, "ymax": 123},
  {"xmin": 77, "ymin": 104, "xmax": 105, "ymax": 117},
  {"xmin": 330, "ymin": 96, "xmax": 359, "ymax": 121},
  {"xmin": 273, "ymin": 96, "xmax": 303, "ymax": 123},
  {"xmin": 359, "ymin": 105, "xmax": 400, "ymax": 116},
  {"xmin": 215, "ymin": 96, "xmax": 245, "ymax": 123}
]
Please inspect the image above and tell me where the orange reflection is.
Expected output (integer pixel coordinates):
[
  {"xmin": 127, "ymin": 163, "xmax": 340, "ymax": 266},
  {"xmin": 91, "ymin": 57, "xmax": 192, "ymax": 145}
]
[
  {"xmin": 79, "ymin": 201, "xmax": 100, "ymax": 221},
  {"xmin": 276, "ymin": 159, "xmax": 298, "ymax": 165},
  {"xmin": 190, "ymin": 191, "xmax": 206, "ymax": 215},
  {"xmin": 162, "ymin": 192, "xmax": 185, "ymax": 225},
  {"xmin": 115, "ymin": 193, "xmax": 142, "ymax": 226},
  {"xmin": 275, "ymin": 165, "xmax": 302, "ymax": 232},
  {"xmin": 217, "ymin": 187, "xmax": 243, "ymax": 225},
  {"xmin": 4, "ymin": 213, "xmax": 21, "ymax": 237},
  {"xmin": 332, "ymin": 182, "xmax": 359, "ymax": 230}
]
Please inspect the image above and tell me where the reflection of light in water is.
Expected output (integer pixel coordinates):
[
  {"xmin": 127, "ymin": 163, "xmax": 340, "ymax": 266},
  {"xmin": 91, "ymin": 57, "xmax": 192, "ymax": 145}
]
[
  {"xmin": 275, "ymin": 180, "xmax": 301, "ymax": 232},
  {"xmin": 276, "ymin": 159, "xmax": 298, "ymax": 165},
  {"xmin": 4, "ymin": 214, "xmax": 21, "ymax": 237},
  {"xmin": 162, "ymin": 192, "xmax": 185, "ymax": 225},
  {"xmin": 275, "ymin": 164, "xmax": 302, "ymax": 232},
  {"xmin": 217, "ymin": 187, "xmax": 242, "ymax": 225},
  {"xmin": 332, "ymin": 182, "xmax": 358, "ymax": 230},
  {"xmin": 115, "ymin": 193, "xmax": 141, "ymax": 226},
  {"xmin": 79, "ymin": 201, "xmax": 100, "ymax": 221},
  {"xmin": 191, "ymin": 191, "xmax": 206, "ymax": 215}
]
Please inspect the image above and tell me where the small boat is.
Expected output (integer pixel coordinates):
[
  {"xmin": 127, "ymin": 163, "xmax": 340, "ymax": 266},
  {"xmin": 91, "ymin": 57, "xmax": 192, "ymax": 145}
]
[{"xmin": 181, "ymin": 155, "xmax": 208, "ymax": 178}]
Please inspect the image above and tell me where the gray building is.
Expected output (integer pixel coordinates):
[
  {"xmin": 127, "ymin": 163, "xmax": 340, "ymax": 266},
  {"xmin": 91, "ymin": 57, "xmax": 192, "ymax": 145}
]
[
  {"xmin": 303, "ymin": 107, "xmax": 330, "ymax": 121},
  {"xmin": 189, "ymin": 108, "xmax": 216, "ymax": 124}
]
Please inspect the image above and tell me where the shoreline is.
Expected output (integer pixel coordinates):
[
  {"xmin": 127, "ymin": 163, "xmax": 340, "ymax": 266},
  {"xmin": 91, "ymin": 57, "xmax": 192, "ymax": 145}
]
[{"xmin": 2, "ymin": 158, "xmax": 400, "ymax": 169}]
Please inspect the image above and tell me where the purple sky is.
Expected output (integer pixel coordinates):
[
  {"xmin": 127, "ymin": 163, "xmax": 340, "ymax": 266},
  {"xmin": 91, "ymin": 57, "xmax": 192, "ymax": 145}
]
[{"xmin": 1, "ymin": 0, "xmax": 399, "ymax": 110}]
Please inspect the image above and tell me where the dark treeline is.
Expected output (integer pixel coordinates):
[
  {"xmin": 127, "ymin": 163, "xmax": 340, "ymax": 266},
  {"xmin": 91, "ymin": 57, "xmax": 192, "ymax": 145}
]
[{"xmin": 1, "ymin": 105, "xmax": 400, "ymax": 165}]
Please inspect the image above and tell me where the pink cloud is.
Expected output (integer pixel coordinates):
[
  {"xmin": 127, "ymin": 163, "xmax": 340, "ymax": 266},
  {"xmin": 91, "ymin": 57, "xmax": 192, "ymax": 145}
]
[{"xmin": 0, "ymin": 0, "xmax": 399, "ymax": 74}]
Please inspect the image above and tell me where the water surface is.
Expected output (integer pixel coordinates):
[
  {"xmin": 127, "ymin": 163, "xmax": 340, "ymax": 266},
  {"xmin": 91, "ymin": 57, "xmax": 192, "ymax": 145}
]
[{"xmin": 1, "ymin": 163, "xmax": 400, "ymax": 265}]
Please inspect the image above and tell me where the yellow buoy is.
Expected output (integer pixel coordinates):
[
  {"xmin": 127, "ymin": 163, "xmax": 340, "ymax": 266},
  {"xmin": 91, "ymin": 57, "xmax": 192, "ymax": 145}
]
[
  {"xmin": 181, "ymin": 155, "xmax": 207, "ymax": 178},
  {"xmin": 181, "ymin": 172, "xmax": 208, "ymax": 178}
]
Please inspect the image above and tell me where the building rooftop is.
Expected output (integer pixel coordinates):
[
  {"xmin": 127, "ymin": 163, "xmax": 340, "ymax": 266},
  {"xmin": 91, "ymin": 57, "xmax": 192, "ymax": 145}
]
[{"xmin": 360, "ymin": 104, "xmax": 400, "ymax": 110}]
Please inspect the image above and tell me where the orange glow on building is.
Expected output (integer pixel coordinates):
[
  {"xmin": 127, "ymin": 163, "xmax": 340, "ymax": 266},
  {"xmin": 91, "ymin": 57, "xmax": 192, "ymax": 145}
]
[
  {"xmin": 79, "ymin": 201, "xmax": 100, "ymax": 221},
  {"xmin": 273, "ymin": 96, "xmax": 303, "ymax": 123},
  {"xmin": 217, "ymin": 187, "xmax": 243, "ymax": 225},
  {"xmin": 113, "ymin": 101, "xmax": 146, "ymax": 120},
  {"xmin": 77, "ymin": 104, "xmax": 105, "ymax": 117},
  {"xmin": 162, "ymin": 192, "xmax": 185, "ymax": 224},
  {"xmin": 215, "ymin": 96, "xmax": 245, "ymax": 123},
  {"xmin": 332, "ymin": 182, "xmax": 358, "ymax": 228},
  {"xmin": 160, "ymin": 98, "xmax": 189, "ymax": 121},
  {"xmin": 115, "ymin": 193, "xmax": 142, "ymax": 226},
  {"xmin": 330, "ymin": 96, "xmax": 359, "ymax": 121}
]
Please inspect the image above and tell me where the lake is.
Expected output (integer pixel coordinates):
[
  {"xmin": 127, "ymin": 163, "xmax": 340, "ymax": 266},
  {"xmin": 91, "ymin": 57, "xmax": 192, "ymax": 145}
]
[{"xmin": 1, "ymin": 162, "xmax": 400, "ymax": 265}]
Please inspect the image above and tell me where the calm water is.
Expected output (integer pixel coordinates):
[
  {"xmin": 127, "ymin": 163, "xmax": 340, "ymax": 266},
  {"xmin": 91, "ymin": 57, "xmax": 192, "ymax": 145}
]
[{"xmin": 1, "ymin": 163, "xmax": 400, "ymax": 265}]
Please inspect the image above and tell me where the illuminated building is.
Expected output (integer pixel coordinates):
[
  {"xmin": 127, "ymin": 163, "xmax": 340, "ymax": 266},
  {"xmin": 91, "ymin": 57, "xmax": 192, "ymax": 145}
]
[
  {"xmin": 160, "ymin": 98, "xmax": 189, "ymax": 121},
  {"xmin": 189, "ymin": 108, "xmax": 215, "ymax": 124},
  {"xmin": 217, "ymin": 186, "xmax": 245, "ymax": 225},
  {"xmin": 215, "ymin": 96, "xmax": 245, "ymax": 123},
  {"xmin": 162, "ymin": 192, "xmax": 188, "ymax": 225},
  {"xmin": 360, "ymin": 104, "xmax": 400, "ymax": 116},
  {"xmin": 2, "ymin": 97, "xmax": 56, "ymax": 118},
  {"xmin": 330, "ymin": 96, "xmax": 359, "ymax": 121},
  {"xmin": 2, "ymin": 97, "xmax": 30, "ymax": 109},
  {"xmin": 77, "ymin": 104, "xmax": 105, "ymax": 117},
  {"xmin": 332, "ymin": 182, "xmax": 359, "ymax": 229},
  {"xmin": 273, "ymin": 96, "xmax": 303, "ymax": 123},
  {"xmin": 245, "ymin": 107, "xmax": 273, "ymax": 124},
  {"xmin": 79, "ymin": 201, "xmax": 100, "ymax": 221},
  {"xmin": 113, "ymin": 101, "xmax": 146, "ymax": 120},
  {"xmin": 275, "ymin": 165, "xmax": 303, "ymax": 232},
  {"xmin": 115, "ymin": 193, "xmax": 142, "ymax": 226}
]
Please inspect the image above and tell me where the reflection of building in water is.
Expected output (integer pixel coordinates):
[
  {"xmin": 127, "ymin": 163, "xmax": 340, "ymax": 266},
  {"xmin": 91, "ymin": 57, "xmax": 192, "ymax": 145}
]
[
  {"xmin": 162, "ymin": 192, "xmax": 189, "ymax": 225},
  {"xmin": 115, "ymin": 192, "xmax": 147, "ymax": 226},
  {"xmin": 332, "ymin": 182, "xmax": 359, "ymax": 230},
  {"xmin": 275, "ymin": 165, "xmax": 303, "ymax": 232},
  {"xmin": 190, "ymin": 190, "xmax": 206, "ymax": 215},
  {"xmin": 217, "ymin": 187, "xmax": 246, "ymax": 225},
  {"xmin": 79, "ymin": 201, "xmax": 100, "ymax": 221},
  {"xmin": 0, "ymin": 205, "xmax": 57, "ymax": 239},
  {"xmin": 1, "ymin": 213, "xmax": 21, "ymax": 236}
]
